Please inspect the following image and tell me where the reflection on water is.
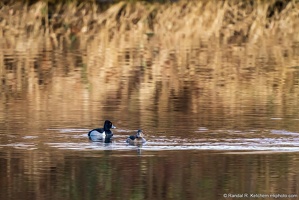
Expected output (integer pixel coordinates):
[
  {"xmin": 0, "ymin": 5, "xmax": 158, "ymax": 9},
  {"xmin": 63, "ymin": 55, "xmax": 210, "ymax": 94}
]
[
  {"xmin": 0, "ymin": 147, "xmax": 299, "ymax": 200},
  {"xmin": 1, "ymin": 30, "xmax": 299, "ymax": 200}
]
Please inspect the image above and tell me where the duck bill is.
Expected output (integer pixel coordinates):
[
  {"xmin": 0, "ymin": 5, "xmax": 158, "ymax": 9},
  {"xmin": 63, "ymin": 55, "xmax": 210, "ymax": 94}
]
[{"xmin": 111, "ymin": 124, "xmax": 116, "ymax": 129}]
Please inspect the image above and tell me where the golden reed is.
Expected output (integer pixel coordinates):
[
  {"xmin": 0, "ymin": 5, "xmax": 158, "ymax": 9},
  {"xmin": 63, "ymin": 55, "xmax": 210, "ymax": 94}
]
[{"xmin": 0, "ymin": 0, "xmax": 298, "ymax": 119}]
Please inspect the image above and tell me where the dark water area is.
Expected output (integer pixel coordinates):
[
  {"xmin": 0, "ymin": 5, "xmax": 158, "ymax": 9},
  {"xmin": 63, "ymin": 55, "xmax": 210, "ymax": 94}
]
[
  {"xmin": 1, "ymin": 44, "xmax": 299, "ymax": 200},
  {"xmin": 1, "ymin": 149, "xmax": 299, "ymax": 200}
]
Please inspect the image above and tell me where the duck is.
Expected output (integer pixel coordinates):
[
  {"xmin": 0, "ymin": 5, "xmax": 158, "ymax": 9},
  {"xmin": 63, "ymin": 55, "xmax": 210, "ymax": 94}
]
[
  {"xmin": 126, "ymin": 129, "xmax": 146, "ymax": 145},
  {"xmin": 88, "ymin": 120, "xmax": 116, "ymax": 142}
]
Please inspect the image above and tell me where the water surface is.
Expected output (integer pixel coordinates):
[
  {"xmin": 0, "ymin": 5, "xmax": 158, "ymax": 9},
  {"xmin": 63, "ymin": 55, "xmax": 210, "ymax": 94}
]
[{"xmin": 1, "ymin": 43, "xmax": 299, "ymax": 199}]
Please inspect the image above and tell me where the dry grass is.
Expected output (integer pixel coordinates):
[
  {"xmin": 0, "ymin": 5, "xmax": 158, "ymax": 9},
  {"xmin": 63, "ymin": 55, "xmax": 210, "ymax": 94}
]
[
  {"xmin": 0, "ymin": 0, "xmax": 299, "ymax": 119},
  {"xmin": 1, "ymin": 0, "xmax": 298, "ymax": 46}
]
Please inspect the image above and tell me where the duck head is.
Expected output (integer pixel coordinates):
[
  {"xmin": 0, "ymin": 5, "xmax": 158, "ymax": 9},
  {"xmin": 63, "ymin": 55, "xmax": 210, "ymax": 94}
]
[
  {"xmin": 103, "ymin": 120, "xmax": 116, "ymax": 130},
  {"xmin": 136, "ymin": 129, "xmax": 144, "ymax": 138}
]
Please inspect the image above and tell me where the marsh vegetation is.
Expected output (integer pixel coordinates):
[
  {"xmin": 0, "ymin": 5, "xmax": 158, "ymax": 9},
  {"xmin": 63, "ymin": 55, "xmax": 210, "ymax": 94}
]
[
  {"xmin": 1, "ymin": 0, "xmax": 299, "ymax": 120},
  {"xmin": 1, "ymin": 1, "xmax": 299, "ymax": 199}
]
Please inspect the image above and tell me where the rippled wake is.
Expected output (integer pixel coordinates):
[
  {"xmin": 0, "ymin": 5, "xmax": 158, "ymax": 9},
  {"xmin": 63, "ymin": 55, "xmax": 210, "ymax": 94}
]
[{"xmin": 1, "ymin": 129, "xmax": 299, "ymax": 153}]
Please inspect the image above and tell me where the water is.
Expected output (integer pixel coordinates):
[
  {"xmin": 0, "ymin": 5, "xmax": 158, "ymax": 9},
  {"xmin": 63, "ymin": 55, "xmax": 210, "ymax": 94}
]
[{"xmin": 1, "ymin": 44, "xmax": 299, "ymax": 199}]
